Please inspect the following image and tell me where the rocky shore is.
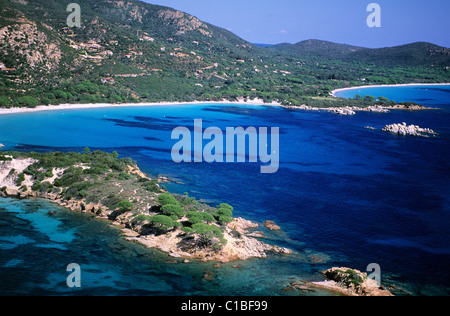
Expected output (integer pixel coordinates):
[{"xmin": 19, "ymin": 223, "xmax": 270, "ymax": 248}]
[
  {"xmin": 294, "ymin": 103, "xmax": 430, "ymax": 116},
  {"xmin": 311, "ymin": 267, "xmax": 394, "ymax": 296},
  {"xmin": 285, "ymin": 267, "xmax": 394, "ymax": 296},
  {"xmin": 0, "ymin": 153, "xmax": 400, "ymax": 296},
  {"xmin": 383, "ymin": 122, "xmax": 438, "ymax": 137},
  {"xmin": 125, "ymin": 217, "xmax": 292, "ymax": 262}
]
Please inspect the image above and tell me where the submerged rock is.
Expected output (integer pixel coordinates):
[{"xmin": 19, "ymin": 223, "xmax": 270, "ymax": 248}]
[{"xmin": 264, "ymin": 220, "xmax": 281, "ymax": 231}]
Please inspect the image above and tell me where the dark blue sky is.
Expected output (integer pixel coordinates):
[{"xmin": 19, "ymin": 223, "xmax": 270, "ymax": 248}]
[{"xmin": 145, "ymin": 0, "xmax": 450, "ymax": 48}]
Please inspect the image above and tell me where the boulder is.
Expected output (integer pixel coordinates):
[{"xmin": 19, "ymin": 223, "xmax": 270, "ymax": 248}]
[
  {"xmin": 264, "ymin": 220, "xmax": 281, "ymax": 231},
  {"xmin": 383, "ymin": 123, "xmax": 437, "ymax": 137}
]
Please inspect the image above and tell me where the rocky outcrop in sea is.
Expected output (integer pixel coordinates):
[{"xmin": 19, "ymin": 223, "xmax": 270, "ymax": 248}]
[
  {"xmin": 310, "ymin": 267, "xmax": 394, "ymax": 296},
  {"xmin": 383, "ymin": 122, "xmax": 437, "ymax": 137}
]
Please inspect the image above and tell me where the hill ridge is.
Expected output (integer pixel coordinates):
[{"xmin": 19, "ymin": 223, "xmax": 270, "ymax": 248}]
[{"xmin": 0, "ymin": 0, "xmax": 449, "ymax": 108}]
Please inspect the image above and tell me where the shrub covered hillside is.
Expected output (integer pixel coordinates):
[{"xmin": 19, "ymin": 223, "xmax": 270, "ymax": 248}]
[{"xmin": 0, "ymin": 0, "xmax": 449, "ymax": 109}]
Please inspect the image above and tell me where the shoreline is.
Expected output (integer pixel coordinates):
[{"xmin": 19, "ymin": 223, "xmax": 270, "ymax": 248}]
[
  {"xmin": 0, "ymin": 153, "xmax": 293, "ymax": 264},
  {"xmin": 0, "ymin": 98, "xmax": 281, "ymax": 116},
  {"xmin": 330, "ymin": 83, "xmax": 450, "ymax": 97},
  {"xmin": 1, "ymin": 82, "xmax": 449, "ymax": 116}
]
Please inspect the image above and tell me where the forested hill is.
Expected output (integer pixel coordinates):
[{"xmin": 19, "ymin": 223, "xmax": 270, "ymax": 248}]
[
  {"xmin": 1, "ymin": 0, "xmax": 449, "ymax": 109},
  {"xmin": 270, "ymin": 40, "xmax": 366, "ymax": 60},
  {"xmin": 270, "ymin": 40, "xmax": 450, "ymax": 67}
]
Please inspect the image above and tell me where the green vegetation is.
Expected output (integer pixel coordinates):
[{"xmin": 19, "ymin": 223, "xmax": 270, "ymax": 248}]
[
  {"xmin": 157, "ymin": 193, "xmax": 179, "ymax": 206},
  {"xmin": 214, "ymin": 203, "xmax": 234, "ymax": 225},
  {"xmin": 116, "ymin": 200, "xmax": 135, "ymax": 212},
  {"xmin": 149, "ymin": 192, "xmax": 232, "ymax": 248},
  {"xmin": 16, "ymin": 173, "xmax": 25, "ymax": 186},
  {"xmin": 2, "ymin": 149, "xmax": 235, "ymax": 252},
  {"xmin": 186, "ymin": 210, "xmax": 216, "ymax": 225},
  {"xmin": 147, "ymin": 214, "xmax": 180, "ymax": 233},
  {"xmin": 0, "ymin": 0, "xmax": 448, "ymax": 110},
  {"xmin": 0, "ymin": 154, "xmax": 12, "ymax": 161},
  {"xmin": 333, "ymin": 269, "xmax": 367, "ymax": 288},
  {"xmin": 191, "ymin": 223, "xmax": 226, "ymax": 249},
  {"xmin": 161, "ymin": 204, "xmax": 185, "ymax": 218}
]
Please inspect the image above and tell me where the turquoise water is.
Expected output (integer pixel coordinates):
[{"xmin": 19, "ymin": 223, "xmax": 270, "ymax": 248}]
[
  {"xmin": 1, "ymin": 85, "xmax": 450, "ymax": 295},
  {"xmin": 334, "ymin": 84, "xmax": 450, "ymax": 106}
]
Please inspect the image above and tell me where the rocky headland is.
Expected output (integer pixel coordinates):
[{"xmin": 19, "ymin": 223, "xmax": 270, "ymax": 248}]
[
  {"xmin": 125, "ymin": 216, "xmax": 292, "ymax": 262},
  {"xmin": 0, "ymin": 151, "xmax": 398, "ymax": 296},
  {"xmin": 0, "ymin": 152, "xmax": 292, "ymax": 263}
]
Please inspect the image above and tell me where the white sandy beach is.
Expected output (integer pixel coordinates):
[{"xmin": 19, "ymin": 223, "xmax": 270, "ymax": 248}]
[
  {"xmin": 330, "ymin": 83, "xmax": 450, "ymax": 97},
  {"xmin": 0, "ymin": 98, "xmax": 281, "ymax": 116},
  {"xmin": 1, "ymin": 83, "xmax": 449, "ymax": 117}
]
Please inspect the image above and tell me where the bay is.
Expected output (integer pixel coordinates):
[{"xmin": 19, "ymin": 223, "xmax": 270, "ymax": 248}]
[{"xmin": 1, "ymin": 85, "xmax": 449, "ymax": 295}]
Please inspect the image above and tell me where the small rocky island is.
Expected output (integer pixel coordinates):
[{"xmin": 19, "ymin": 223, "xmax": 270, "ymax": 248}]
[
  {"xmin": 312, "ymin": 267, "xmax": 393, "ymax": 296},
  {"xmin": 287, "ymin": 267, "xmax": 394, "ymax": 296},
  {"xmin": 383, "ymin": 122, "xmax": 438, "ymax": 137}
]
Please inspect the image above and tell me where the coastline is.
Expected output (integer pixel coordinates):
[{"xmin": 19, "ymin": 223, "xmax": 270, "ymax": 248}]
[
  {"xmin": 0, "ymin": 153, "xmax": 293, "ymax": 264},
  {"xmin": 2, "ymin": 82, "xmax": 449, "ymax": 116},
  {"xmin": 0, "ymin": 98, "xmax": 281, "ymax": 116},
  {"xmin": 0, "ymin": 116, "xmax": 399, "ymax": 296},
  {"xmin": 330, "ymin": 83, "xmax": 450, "ymax": 97}
]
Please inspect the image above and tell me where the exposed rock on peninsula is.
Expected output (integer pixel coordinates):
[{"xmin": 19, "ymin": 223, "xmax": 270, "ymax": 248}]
[{"xmin": 126, "ymin": 217, "xmax": 292, "ymax": 262}]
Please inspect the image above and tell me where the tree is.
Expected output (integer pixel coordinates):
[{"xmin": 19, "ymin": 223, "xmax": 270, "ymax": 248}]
[
  {"xmin": 54, "ymin": 90, "xmax": 68, "ymax": 99},
  {"xmin": 161, "ymin": 204, "xmax": 185, "ymax": 218},
  {"xmin": 116, "ymin": 200, "xmax": 134, "ymax": 212},
  {"xmin": 76, "ymin": 81, "xmax": 99, "ymax": 94},
  {"xmin": 16, "ymin": 96, "xmax": 38, "ymax": 108},
  {"xmin": 41, "ymin": 98, "xmax": 51, "ymax": 105},
  {"xmin": 378, "ymin": 96, "xmax": 390, "ymax": 104},
  {"xmin": 213, "ymin": 203, "xmax": 233, "ymax": 224},
  {"xmin": 186, "ymin": 210, "xmax": 203, "ymax": 225},
  {"xmin": 191, "ymin": 223, "xmax": 226, "ymax": 248},
  {"xmin": 186, "ymin": 211, "xmax": 216, "ymax": 225},
  {"xmin": 201, "ymin": 212, "xmax": 216, "ymax": 224},
  {"xmin": 148, "ymin": 215, "xmax": 179, "ymax": 232},
  {"xmin": 157, "ymin": 193, "xmax": 179, "ymax": 206},
  {"xmin": 0, "ymin": 96, "xmax": 11, "ymax": 108}
]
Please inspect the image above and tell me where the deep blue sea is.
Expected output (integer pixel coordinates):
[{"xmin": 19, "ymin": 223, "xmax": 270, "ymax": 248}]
[{"xmin": 1, "ymin": 84, "xmax": 449, "ymax": 296}]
